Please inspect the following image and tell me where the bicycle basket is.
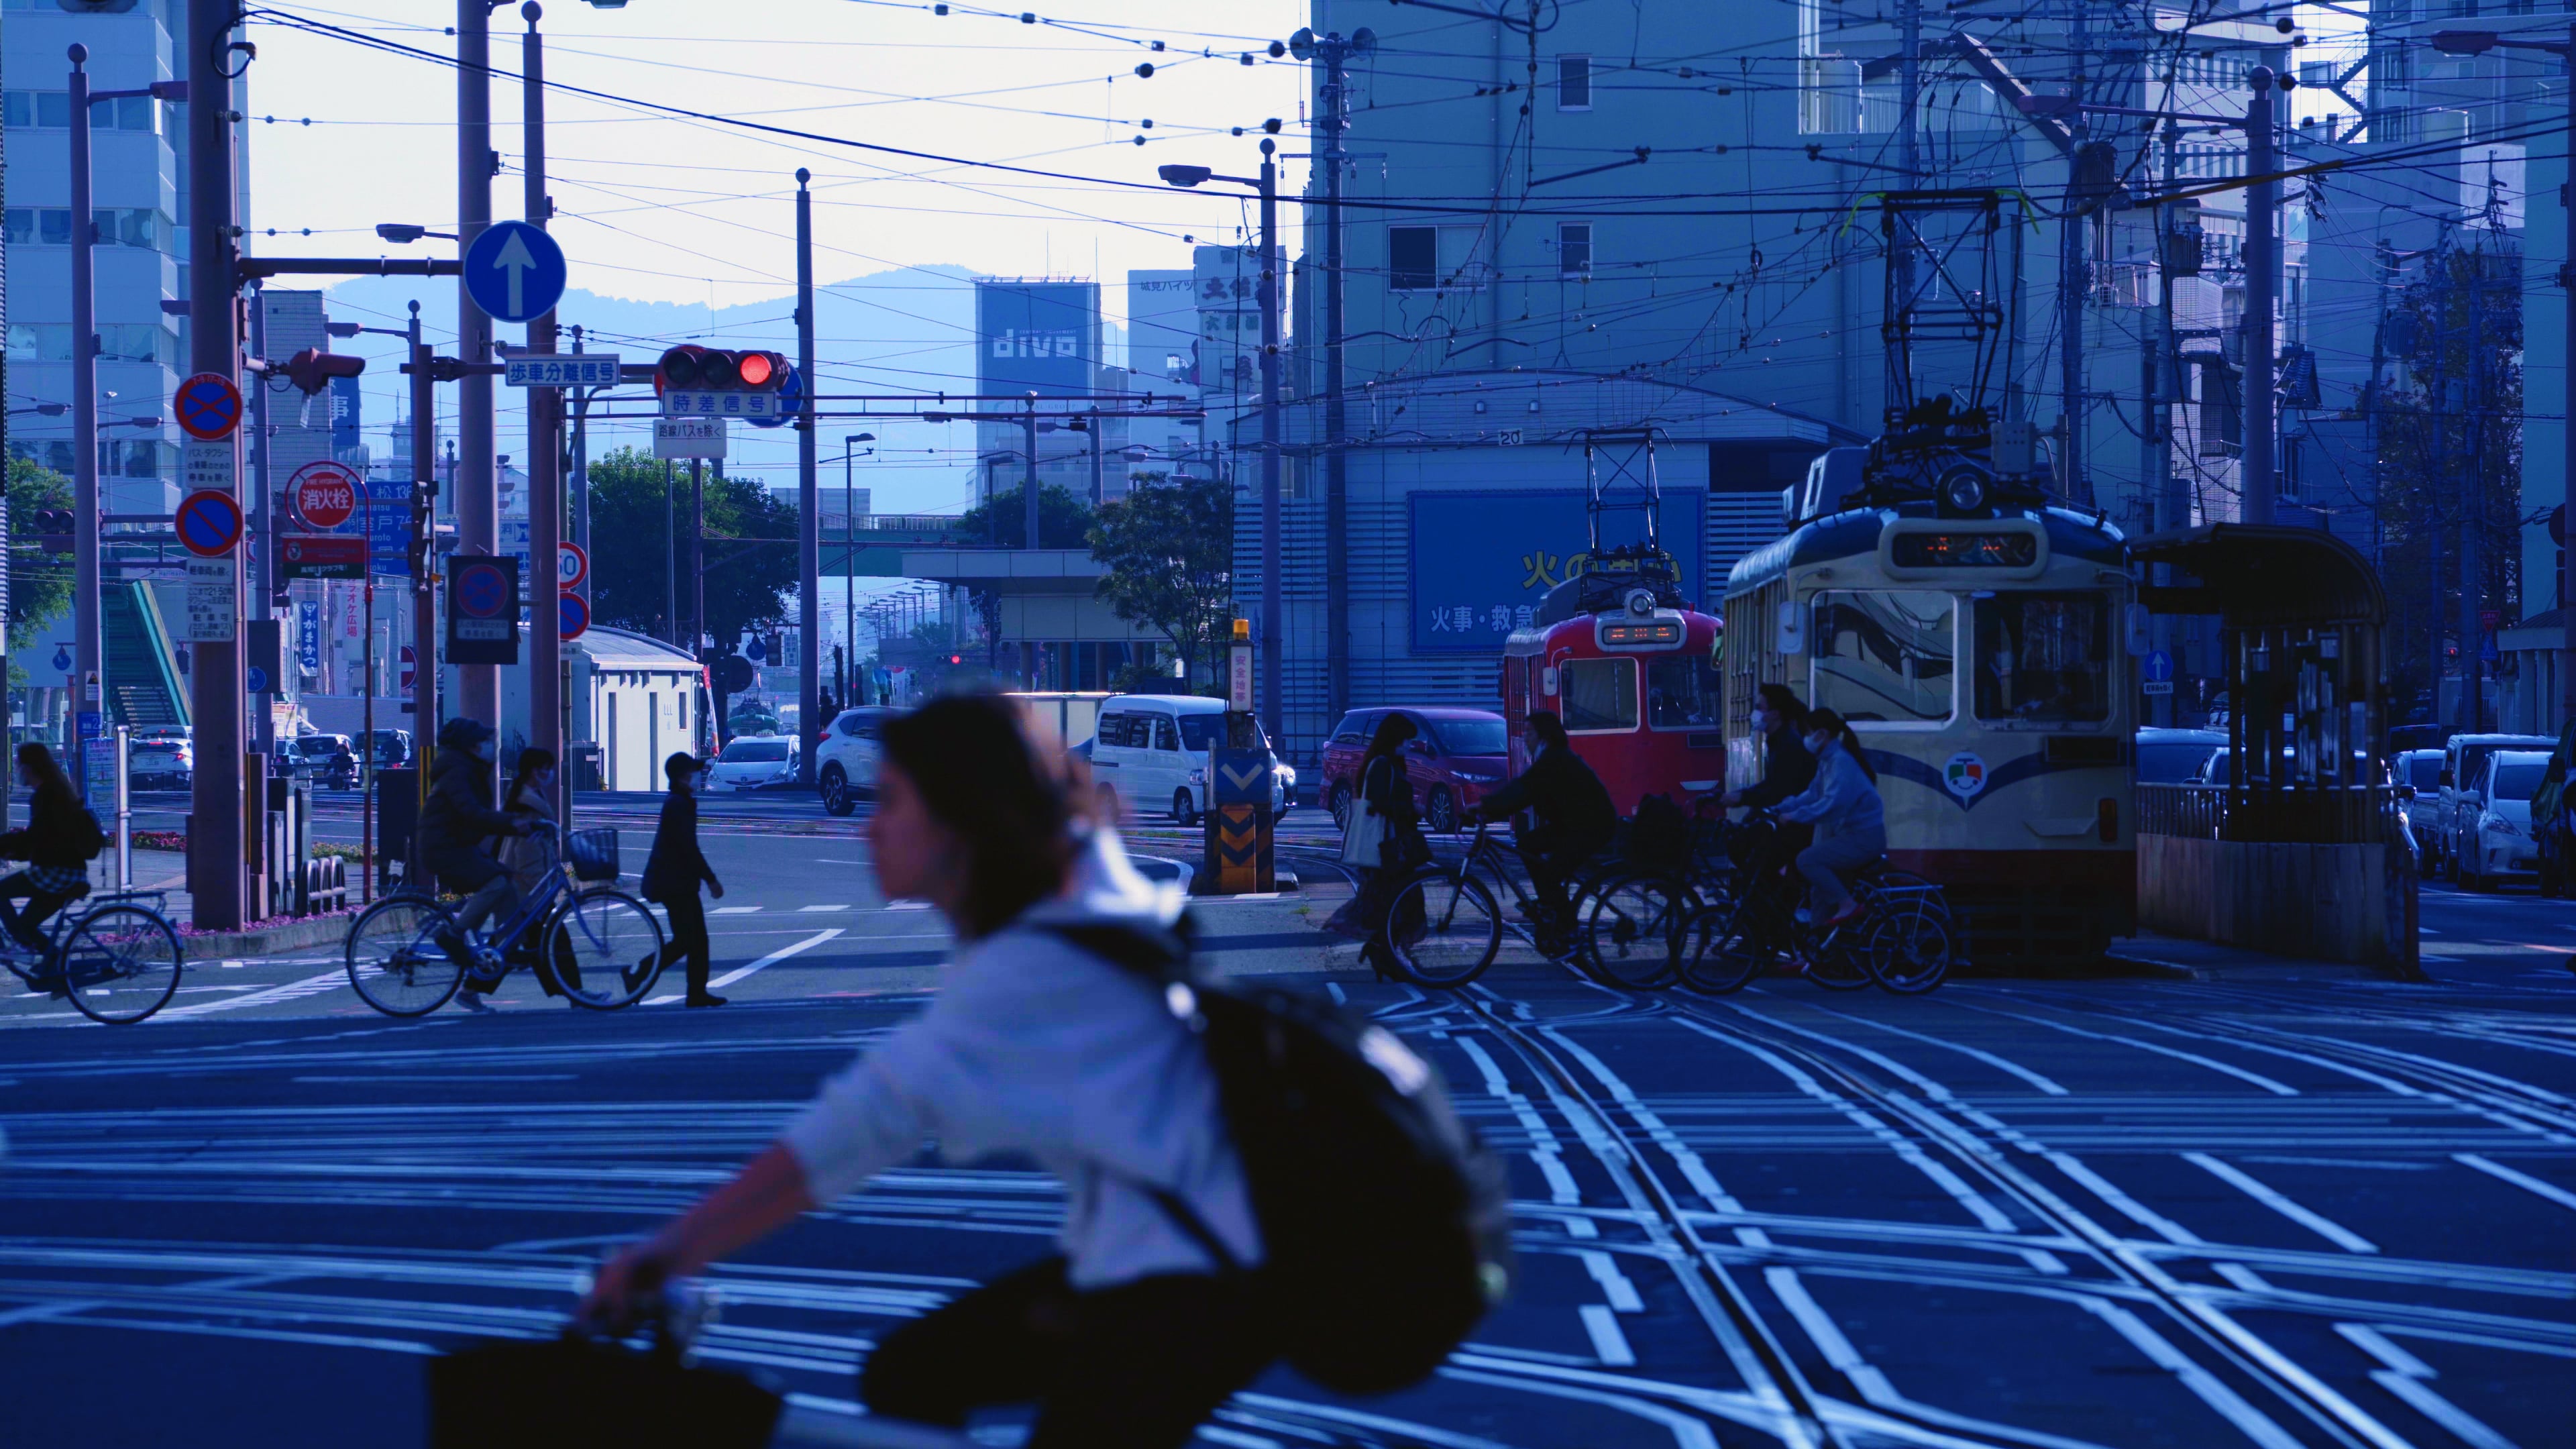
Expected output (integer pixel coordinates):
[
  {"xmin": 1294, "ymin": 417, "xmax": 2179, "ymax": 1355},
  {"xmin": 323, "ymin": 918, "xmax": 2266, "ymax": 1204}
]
[
  {"xmin": 1621, "ymin": 794, "xmax": 1693, "ymax": 873},
  {"xmin": 568, "ymin": 828, "xmax": 620, "ymax": 882}
]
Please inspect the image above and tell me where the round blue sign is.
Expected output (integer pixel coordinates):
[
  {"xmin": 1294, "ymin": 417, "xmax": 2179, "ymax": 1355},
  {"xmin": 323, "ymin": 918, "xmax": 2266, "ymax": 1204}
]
[
  {"xmin": 558, "ymin": 592, "xmax": 590, "ymax": 641},
  {"xmin": 246, "ymin": 665, "xmax": 270, "ymax": 694},
  {"xmin": 456, "ymin": 559, "xmax": 509, "ymax": 618},
  {"xmin": 2143, "ymin": 649, "xmax": 2174, "ymax": 684},
  {"xmin": 462, "ymin": 220, "xmax": 568, "ymax": 325},
  {"xmin": 52, "ymin": 647, "xmax": 71, "ymax": 673},
  {"xmin": 174, "ymin": 489, "xmax": 245, "ymax": 557}
]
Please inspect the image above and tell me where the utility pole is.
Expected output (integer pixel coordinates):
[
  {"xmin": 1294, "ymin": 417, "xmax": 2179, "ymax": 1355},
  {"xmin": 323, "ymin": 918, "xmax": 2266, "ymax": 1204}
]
[
  {"xmin": 2242, "ymin": 65, "xmax": 2279, "ymax": 525},
  {"xmin": 2148, "ymin": 119, "xmax": 2183, "ymax": 727},
  {"xmin": 795, "ymin": 168, "xmax": 820, "ymax": 784},
  {"xmin": 1892, "ymin": 0, "xmax": 1919, "ymax": 385},
  {"xmin": 457, "ymin": 0, "xmax": 500, "ymax": 733},
  {"xmin": 690, "ymin": 455, "xmax": 704, "ymax": 737},
  {"xmin": 1320, "ymin": 52, "xmax": 1352, "ymax": 726},
  {"xmin": 407, "ymin": 301, "xmax": 439, "ymax": 877},
  {"xmin": 2464, "ymin": 251, "xmax": 2487, "ymax": 733},
  {"xmin": 1022, "ymin": 393, "xmax": 1040, "ymax": 687},
  {"xmin": 2059, "ymin": 1, "xmax": 2088, "ymax": 504},
  {"xmin": 570, "ymin": 324, "xmax": 590, "ymax": 552},
  {"xmin": 663, "ymin": 458, "xmax": 676, "ymax": 647},
  {"xmin": 521, "ymin": 1, "xmax": 562, "ymax": 812},
  {"xmin": 1258, "ymin": 138, "xmax": 1283, "ymax": 752},
  {"xmin": 248, "ymin": 284, "xmax": 276, "ymax": 753},
  {"xmin": 66, "ymin": 44, "xmax": 102, "ymax": 794},
  {"xmin": 185, "ymin": 0, "xmax": 246, "ymax": 928}
]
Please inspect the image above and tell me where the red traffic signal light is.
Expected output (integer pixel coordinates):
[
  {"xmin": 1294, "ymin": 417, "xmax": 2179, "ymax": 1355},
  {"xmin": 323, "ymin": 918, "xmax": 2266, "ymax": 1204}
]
[
  {"xmin": 737, "ymin": 350, "xmax": 776, "ymax": 388},
  {"xmin": 284, "ymin": 348, "xmax": 365, "ymax": 396}
]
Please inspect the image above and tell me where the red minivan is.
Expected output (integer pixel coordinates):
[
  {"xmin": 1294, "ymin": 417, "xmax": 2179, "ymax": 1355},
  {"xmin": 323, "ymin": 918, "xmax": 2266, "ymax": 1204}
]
[{"xmin": 1320, "ymin": 707, "xmax": 1511, "ymax": 835}]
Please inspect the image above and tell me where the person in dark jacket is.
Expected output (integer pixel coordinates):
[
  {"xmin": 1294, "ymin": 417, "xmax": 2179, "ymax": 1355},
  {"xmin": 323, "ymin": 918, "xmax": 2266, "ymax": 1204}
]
[
  {"xmin": 642, "ymin": 750, "xmax": 727, "ymax": 1007},
  {"xmin": 419, "ymin": 717, "xmax": 530, "ymax": 1006},
  {"xmin": 1476, "ymin": 712, "xmax": 1616, "ymax": 950},
  {"xmin": 1346, "ymin": 713, "xmax": 1428, "ymax": 977},
  {"xmin": 0, "ymin": 743, "xmax": 99, "ymax": 957},
  {"xmin": 1718, "ymin": 684, "xmax": 1819, "ymax": 912}
]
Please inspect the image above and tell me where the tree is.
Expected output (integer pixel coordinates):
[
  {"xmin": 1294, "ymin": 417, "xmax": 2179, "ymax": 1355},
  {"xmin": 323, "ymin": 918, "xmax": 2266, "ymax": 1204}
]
[
  {"xmin": 1087, "ymin": 474, "xmax": 1234, "ymax": 687},
  {"xmin": 7, "ymin": 456, "xmax": 74, "ymax": 651},
  {"xmin": 583, "ymin": 446, "xmax": 797, "ymax": 647},
  {"xmin": 953, "ymin": 482, "xmax": 1091, "ymax": 549}
]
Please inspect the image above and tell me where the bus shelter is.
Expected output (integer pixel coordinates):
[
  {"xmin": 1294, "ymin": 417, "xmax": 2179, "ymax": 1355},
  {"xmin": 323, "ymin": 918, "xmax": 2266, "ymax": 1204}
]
[{"xmin": 2129, "ymin": 524, "xmax": 2418, "ymax": 974}]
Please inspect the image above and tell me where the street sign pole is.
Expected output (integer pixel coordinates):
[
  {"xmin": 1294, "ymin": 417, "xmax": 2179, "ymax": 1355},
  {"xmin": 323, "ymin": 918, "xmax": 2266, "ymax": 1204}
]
[
  {"xmin": 68, "ymin": 44, "xmax": 102, "ymax": 802},
  {"xmin": 523, "ymin": 3, "xmax": 564, "ymax": 822},
  {"xmin": 796, "ymin": 168, "xmax": 820, "ymax": 785},
  {"xmin": 408, "ymin": 301, "xmax": 440, "ymax": 888},
  {"xmin": 457, "ymin": 0, "xmax": 499, "ymax": 778},
  {"xmin": 184, "ymin": 0, "xmax": 246, "ymax": 930}
]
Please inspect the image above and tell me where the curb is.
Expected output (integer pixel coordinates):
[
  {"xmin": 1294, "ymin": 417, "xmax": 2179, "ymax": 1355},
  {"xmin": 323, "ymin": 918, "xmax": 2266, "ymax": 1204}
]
[{"xmin": 179, "ymin": 912, "xmax": 357, "ymax": 959}]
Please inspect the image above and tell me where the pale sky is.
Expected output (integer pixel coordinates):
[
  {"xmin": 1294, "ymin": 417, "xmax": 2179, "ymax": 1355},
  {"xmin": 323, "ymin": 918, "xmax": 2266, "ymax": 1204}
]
[{"xmin": 246, "ymin": 1, "xmax": 1309, "ymax": 311}]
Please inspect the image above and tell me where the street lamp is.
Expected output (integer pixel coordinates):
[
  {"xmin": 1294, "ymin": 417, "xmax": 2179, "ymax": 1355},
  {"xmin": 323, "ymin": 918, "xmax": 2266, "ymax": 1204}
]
[
  {"xmin": 2434, "ymin": 26, "xmax": 2573, "ymax": 733},
  {"xmin": 1158, "ymin": 142, "xmax": 1281, "ymax": 739},
  {"xmin": 373, "ymin": 223, "xmax": 458, "ymax": 244},
  {"xmin": 841, "ymin": 432, "xmax": 875, "ymax": 704}
]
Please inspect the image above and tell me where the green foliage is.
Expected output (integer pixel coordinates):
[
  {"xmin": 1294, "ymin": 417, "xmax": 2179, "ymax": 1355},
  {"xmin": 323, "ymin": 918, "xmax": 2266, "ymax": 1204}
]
[
  {"xmin": 583, "ymin": 447, "xmax": 797, "ymax": 646},
  {"xmin": 953, "ymin": 483, "xmax": 1091, "ymax": 548},
  {"xmin": 7, "ymin": 456, "xmax": 74, "ymax": 651},
  {"xmin": 1086, "ymin": 474, "xmax": 1234, "ymax": 686}
]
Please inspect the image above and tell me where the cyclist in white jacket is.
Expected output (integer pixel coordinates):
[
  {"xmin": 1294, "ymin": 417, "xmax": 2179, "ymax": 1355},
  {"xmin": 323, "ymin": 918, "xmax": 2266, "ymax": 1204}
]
[{"xmin": 583, "ymin": 692, "xmax": 1274, "ymax": 1446}]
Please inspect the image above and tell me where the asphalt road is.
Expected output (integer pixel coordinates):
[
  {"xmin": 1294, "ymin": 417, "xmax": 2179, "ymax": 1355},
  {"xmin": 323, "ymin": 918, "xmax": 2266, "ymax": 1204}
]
[{"xmin": 3, "ymin": 794, "xmax": 2571, "ymax": 1446}]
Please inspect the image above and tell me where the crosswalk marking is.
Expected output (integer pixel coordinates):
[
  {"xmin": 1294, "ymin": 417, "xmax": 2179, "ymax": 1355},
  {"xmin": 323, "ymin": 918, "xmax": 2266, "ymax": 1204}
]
[
  {"xmin": 156, "ymin": 969, "xmax": 347, "ymax": 1020},
  {"xmin": 798, "ymin": 904, "xmax": 851, "ymax": 913}
]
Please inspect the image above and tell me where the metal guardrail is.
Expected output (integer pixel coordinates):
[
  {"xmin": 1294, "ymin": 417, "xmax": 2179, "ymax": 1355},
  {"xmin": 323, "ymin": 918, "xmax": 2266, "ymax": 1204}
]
[{"xmin": 2135, "ymin": 783, "xmax": 2400, "ymax": 846}]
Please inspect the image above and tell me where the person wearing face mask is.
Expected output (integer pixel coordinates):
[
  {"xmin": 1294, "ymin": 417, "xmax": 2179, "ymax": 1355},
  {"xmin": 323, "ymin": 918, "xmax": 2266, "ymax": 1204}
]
[
  {"xmin": 1772, "ymin": 708, "xmax": 1885, "ymax": 926},
  {"xmin": 1715, "ymin": 684, "xmax": 1818, "ymax": 912},
  {"xmin": 419, "ymin": 717, "xmax": 533, "ymax": 999}
]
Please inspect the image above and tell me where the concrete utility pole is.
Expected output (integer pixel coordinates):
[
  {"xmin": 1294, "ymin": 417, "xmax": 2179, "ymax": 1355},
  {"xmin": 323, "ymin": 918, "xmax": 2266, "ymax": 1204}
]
[
  {"xmin": 185, "ymin": 0, "xmax": 246, "ymax": 928},
  {"xmin": 2465, "ymin": 253, "xmax": 2487, "ymax": 733},
  {"xmin": 66, "ymin": 45, "xmax": 102, "ymax": 792},
  {"xmin": 2148, "ymin": 120, "xmax": 2182, "ymax": 727},
  {"xmin": 407, "ymin": 301, "xmax": 439, "ymax": 878},
  {"xmin": 2242, "ymin": 66, "xmax": 2279, "ymax": 525},
  {"xmin": 2059, "ymin": 1, "xmax": 2088, "ymax": 504},
  {"xmin": 1258, "ymin": 140, "xmax": 1283, "ymax": 750},
  {"xmin": 1320, "ymin": 50, "xmax": 1352, "ymax": 725},
  {"xmin": 1022, "ymin": 392, "xmax": 1041, "ymax": 553},
  {"xmin": 248, "ymin": 285, "xmax": 275, "ymax": 753},
  {"xmin": 457, "ymin": 0, "xmax": 499, "ymax": 733},
  {"xmin": 522, "ymin": 1, "xmax": 562, "ymax": 812},
  {"xmin": 795, "ymin": 168, "xmax": 820, "ymax": 784},
  {"xmin": 1892, "ymin": 0, "xmax": 1919, "ymax": 363}
]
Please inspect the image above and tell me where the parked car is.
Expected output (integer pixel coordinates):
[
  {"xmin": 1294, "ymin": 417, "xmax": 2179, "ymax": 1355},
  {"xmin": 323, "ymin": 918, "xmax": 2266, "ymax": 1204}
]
[
  {"xmin": 1319, "ymin": 706, "xmax": 1511, "ymax": 835},
  {"xmin": 278, "ymin": 733, "xmax": 358, "ymax": 788},
  {"xmin": 2464, "ymin": 749, "xmax": 2553, "ymax": 891},
  {"xmin": 364, "ymin": 729, "xmax": 415, "ymax": 769},
  {"xmin": 706, "ymin": 733, "xmax": 800, "ymax": 794},
  {"xmin": 2438, "ymin": 733, "xmax": 2554, "ymax": 883},
  {"xmin": 1089, "ymin": 693, "xmax": 1292, "ymax": 825},
  {"xmin": 129, "ymin": 727, "xmax": 194, "ymax": 790},
  {"xmin": 2392, "ymin": 747, "xmax": 2445, "ymax": 878},
  {"xmin": 2135, "ymin": 727, "xmax": 2226, "ymax": 784}
]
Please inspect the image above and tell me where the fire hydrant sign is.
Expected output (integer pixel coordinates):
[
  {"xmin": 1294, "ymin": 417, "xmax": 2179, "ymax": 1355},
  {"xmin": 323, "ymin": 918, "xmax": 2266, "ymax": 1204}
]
[
  {"xmin": 288, "ymin": 462, "xmax": 360, "ymax": 531},
  {"xmin": 185, "ymin": 558, "xmax": 237, "ymax": 641}
]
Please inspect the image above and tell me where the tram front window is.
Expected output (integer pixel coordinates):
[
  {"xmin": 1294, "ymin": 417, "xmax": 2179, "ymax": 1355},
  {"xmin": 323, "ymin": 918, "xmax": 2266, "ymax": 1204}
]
[
  {"xmin": 1975, "ymin": 593, "xmax": 2111, "ymax": 724},
  {"xmin": 1647, "ymin": 653, "xmax": 1723, "ymax": 729},
  {"xmin": 1560, "ymin": 657, "xmax": 1639, "ymax": 731},
  {"xmin": 1812, "ymin": 590, "xmax": 1955, "ymax": 723}
]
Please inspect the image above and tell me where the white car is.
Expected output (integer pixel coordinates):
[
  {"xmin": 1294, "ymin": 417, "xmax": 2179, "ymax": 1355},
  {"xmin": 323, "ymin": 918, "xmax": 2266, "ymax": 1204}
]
[
  {"xmin": 1089, "ymin": 693, "xmax": 1293, "ymax": 824},
  {"xmin": 2465, "ymin": 749, "xmax": 2551, "ymax": 892},
  {"xmin": 705, "ymin": 734, "xmax": 799, "ymax": 793},
  {"xmin": 129, "ymin": 727, "xmax": 194, "ymax": 790},
  {"xmin": 814, "ymin": 706, "xmax": 902, "ymax": 816}
]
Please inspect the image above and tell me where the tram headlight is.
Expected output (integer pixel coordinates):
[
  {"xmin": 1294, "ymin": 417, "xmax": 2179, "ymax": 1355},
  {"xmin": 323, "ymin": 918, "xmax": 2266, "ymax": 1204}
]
[{"xmin": 1938, "ymin": 466, "xmax": 1988, "ymax": 514}]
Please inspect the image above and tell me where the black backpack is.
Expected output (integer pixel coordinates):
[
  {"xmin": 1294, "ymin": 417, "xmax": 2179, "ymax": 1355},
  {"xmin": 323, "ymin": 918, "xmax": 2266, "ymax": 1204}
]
[{"xmin": 1042, "ymin": 921, "xmax": 1514, "ymax": 1396}]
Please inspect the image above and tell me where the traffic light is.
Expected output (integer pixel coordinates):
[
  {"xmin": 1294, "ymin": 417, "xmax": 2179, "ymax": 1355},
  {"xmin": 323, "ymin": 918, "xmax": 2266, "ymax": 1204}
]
[
  {"xmin": 656, "ymin": 344, "xmax": 708, "ymax": 392},
  {"xmin": 283, "ymin": 347, "xmax": 365, "ymax": 396},
  {"xmin": 19, "ymin": 509, "xmax": 76, "ymax": 552},
  {"xmin": 658, "ymin": 344, "xmax": 792, "ymax": 419}
]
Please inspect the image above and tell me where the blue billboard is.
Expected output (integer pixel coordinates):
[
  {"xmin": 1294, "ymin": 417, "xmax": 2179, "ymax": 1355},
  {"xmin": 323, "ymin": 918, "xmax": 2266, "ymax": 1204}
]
[
  {"xmin": 1407, "ymin": 489, "xmax": 1705, "ymax": 653},
  {"xmin": 975, "ymin": 280, "xmax": 1099, "ymax": 397}
]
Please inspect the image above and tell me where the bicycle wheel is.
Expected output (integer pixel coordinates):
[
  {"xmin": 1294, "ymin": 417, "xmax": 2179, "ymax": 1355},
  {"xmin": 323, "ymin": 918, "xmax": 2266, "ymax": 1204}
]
[
  {"xmin": 60, "ymin": 905, "xmax": 183, "ymax": 1024},
  {"xmin": 1678, "ymin": 898, "xmax": 1766, "ymax": 996},
  {"xmin": 1385, "ymin": 871, "xmax": 1501, "ymax": 987},
  {"xmin": 1804, "ymin": 925, "xmax": 1877, "ymax": 991},
  {"xmin": 1862, "ymin": 901, "xmax": 1953, "ymax": 994},
  {"xmin": 345, "ymin": 896, "xmax": 464, "ymax": 1017},
  {"xmin": 1576, "ymin": 872, "xmax": 1692, "ymax": 989},
  {"xmin": 549, "ymin": 890, "xmax": 667, "ymax": 1010}
]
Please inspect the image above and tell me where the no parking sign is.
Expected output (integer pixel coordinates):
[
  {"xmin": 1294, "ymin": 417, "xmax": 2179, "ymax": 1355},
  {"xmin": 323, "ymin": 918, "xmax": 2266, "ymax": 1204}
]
[{"xmin": 445, "ymin": 554, "xmax": 521, "ymax": 665}]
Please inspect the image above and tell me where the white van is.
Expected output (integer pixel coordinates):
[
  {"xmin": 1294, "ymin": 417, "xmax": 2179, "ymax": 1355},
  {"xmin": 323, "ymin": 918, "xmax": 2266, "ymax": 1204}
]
[{"xmin": 1089, "ymin": 694, "xmax": 1293, "ymax": 824}]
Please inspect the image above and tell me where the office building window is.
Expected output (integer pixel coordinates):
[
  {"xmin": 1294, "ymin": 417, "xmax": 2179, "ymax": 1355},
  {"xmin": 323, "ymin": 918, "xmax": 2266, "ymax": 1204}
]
[
  {"xmin": 1558, "ymin": 223, "xmax": 1593, "ymax": 278},
  {"xmin": 1389, "ymin": 225, "xmax": 1438, "ymax": 290},
  {"xmin": 3, "ymin": 207, "xmax": 166, "ymax": 249},
  {"xmin": 3, "ymin": 90, "xmax": 157, "ymax": 130},
  {"xmin": 1557, "ymin": 55, "xmax": 1593, "ymax": 111}
]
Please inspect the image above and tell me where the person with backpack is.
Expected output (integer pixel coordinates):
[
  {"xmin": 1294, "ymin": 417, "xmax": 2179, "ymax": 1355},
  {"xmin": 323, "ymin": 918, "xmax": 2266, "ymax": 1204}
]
[
  {"xmin": 580, "ymin": 691, "xmax": 1509, "ymax": 1444},
  {"xmin": 1474, "ymin": 711, "xmax": 1616, "ymax": 953},
  {"xmin": 0, "ymin": 743, "xmax": 101, "ymax": 959},
  {"xmin": 1342, "ymin": 712, "xmax": 1431, "ymax": 977}
]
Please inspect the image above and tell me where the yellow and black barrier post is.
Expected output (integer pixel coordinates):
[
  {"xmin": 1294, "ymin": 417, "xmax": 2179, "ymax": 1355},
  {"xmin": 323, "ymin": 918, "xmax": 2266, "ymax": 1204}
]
[{"xmin": 1201, "ymin": 619, "xmax": 1275, "ymax": 894}]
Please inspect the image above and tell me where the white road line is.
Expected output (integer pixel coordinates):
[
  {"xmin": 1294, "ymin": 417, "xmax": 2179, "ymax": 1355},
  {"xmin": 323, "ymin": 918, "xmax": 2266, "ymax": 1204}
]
[
  {"xmin": 797, "ymin": 904, "xmax": 851, "ymax": 913},
  {"xmin": 1574, "ymin": 1250, "xmax": 1644, "ymax": 1312},
  {"xmin": 2080, "ymin": 1299, "xmax": 2306, "ymax": 1449},
  {"xmin": 711, "ymin": 906, "xmax": 761, "ymax": 915},
  {"xmin": 1576, "ymin": 1304, "xmax": 1635, "ymax": 1366},
  {"xmin": 156, "ymin": 968, "xmax": 347, "ymax": 1019},
  {"xmin": 1794, "ymin": 1004, "xmax": 2072, "ymax": 1095},
  {"xmin": 2335, "ymin": 1325, "xmax": 2520, "ymax": 1449},
  {"xmin": 292, "ymin": 1073, "xmax": 576, "ymax": 1083},
  {"xmin": 2042, "ymin": 1152, "xmax": 2204, "ymax": 1244},
  {"xmin": 707, "ymin": 928, "xmax": 844, "ymax": 991},
  {"xmin": 2455, "ymin": 1151, "xmax": 2576, "ymax": 1211},
  {"xmin": 1953, "ymin": 1004, "xmax": 2301, "ymax": 1095},
  {"xmin": 2182, "ymin": 1152, "xmax": 2379, "ymax": 1254}
]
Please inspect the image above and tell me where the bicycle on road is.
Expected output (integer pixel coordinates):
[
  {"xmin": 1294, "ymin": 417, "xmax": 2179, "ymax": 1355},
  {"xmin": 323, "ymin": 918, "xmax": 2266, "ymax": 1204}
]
[
  {"xmin": 1678, "ymin": 820, "xmax": 1954, "ymax": 995},
  {"xmin": 0, "ymin": 885, "xmax": 185, "ymax": 1024},
  {"xmin": 344, "ymin": 828, "xmax": 666, "ymax": 1016}
]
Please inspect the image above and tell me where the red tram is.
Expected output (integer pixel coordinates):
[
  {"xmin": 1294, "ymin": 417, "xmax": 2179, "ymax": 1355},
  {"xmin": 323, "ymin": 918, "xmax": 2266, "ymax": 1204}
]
[{"xmin": 1499, "ymin": 551, "xmax": 1726, "ymax": 816}]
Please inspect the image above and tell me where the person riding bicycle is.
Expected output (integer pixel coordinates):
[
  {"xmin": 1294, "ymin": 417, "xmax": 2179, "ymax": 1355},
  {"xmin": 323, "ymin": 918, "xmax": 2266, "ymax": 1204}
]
[
  {"xmin": 0, "ymin": 743, "xmax": 102, "ymax": 963},
  {"xmin": 418, "ymin": 717, "xmax": 531, "ymax": 1006},
  {"xmin": 1474, "ymin": 711, "xmax": 1616, "ymax": 952},
  {"xmin": 1772, "ymin": 708, "xmax": 1884, "ymax": 928},
  {"xmin": 1716, "ymin": 684, "xmax": 1819, "ymax": 912}
]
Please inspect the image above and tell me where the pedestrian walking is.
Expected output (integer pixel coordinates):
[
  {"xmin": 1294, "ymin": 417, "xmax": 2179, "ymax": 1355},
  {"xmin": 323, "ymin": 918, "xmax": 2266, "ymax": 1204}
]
[
  {"xmin": 641, "ymin": 751, "xmax": 727, "ymax": 1008},
  {"xmin": 582, "ymin": 692, "xmax": 1280, "ymax": 1445},
  {"xmin": 1338, "ymin": 712, "xmax": 1430, "ymax": 977},
  {"xmin": 419, "ymin": 718, "xmax": 531, "ymax": 1011},
  {"xmin": 0, "ymin": 743, "xmax": 101, "ymax": 961}
]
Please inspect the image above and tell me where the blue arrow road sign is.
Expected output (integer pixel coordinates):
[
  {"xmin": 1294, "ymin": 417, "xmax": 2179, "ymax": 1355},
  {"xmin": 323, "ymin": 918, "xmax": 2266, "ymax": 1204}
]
[
  {"xmin": 52, "ymin": 647, "xmax": 70, "ymax": 674},
  {"xmin": 2143, "ymin": 649, "xmax": 2174, "ymax": 684},
  {"xmin": 463, "ymin": 220, "xmax": 567, "ymax": 324}
]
